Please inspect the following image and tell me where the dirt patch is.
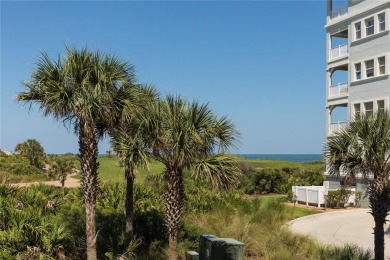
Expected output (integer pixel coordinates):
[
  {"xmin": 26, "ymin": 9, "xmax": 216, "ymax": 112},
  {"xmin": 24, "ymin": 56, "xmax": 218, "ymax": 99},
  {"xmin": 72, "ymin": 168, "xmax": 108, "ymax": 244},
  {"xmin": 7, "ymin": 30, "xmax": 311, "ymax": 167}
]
[{"xmin": 12, "ymin": 173, "xmax": 81, "ymax": 188}]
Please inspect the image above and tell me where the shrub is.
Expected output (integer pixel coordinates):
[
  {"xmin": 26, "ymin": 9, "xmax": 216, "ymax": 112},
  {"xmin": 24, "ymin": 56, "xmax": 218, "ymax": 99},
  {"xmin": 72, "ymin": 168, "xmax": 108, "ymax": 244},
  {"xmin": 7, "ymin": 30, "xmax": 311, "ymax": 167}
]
[
  {"xmin": 318, "ymin": 244, "xmax": 372, "ymax": 260},
  {"xmin": 240, "ymin": 168, "xmax": 325, "ymax": 195},
  {"xmin": 326, "ymin": 189, "xmax": 352, "ymax": 208},
  {"xmin": 240, "ymin": 168, "xmax": 288, "ymax": 194}
]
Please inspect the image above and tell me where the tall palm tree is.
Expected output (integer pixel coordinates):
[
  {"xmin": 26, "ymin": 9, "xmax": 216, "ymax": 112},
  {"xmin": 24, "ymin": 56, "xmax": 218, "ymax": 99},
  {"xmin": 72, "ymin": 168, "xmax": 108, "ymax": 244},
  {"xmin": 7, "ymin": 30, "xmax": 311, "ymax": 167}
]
[
  {"xmin": 143, "ymin": 95, "xmax": 241, "ymax": 260},
  {"xmin": 110, "ymin": 85, "xmax": 158, "ymax": 240},
  {"xmin": 17, "ymin": 47, "xmax": 138, "ymax": 260},
  {"xmin": 325, "ymin": 112, "xmax": 390, "ymax": 260},
  {"xmin": 14, "ymin": 139, "xmax": 45, "ymax": 168}
]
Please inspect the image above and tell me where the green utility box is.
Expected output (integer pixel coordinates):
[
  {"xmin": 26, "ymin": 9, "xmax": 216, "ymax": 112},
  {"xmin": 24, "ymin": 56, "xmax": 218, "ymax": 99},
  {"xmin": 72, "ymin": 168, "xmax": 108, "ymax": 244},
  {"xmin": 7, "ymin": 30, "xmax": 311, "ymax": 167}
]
[
  {"xmin": 199, "ymin": 234, "xmax": 244, "ymax": 260},
  {"xmin": 199, "ymin": 234, "xmax": 218, "ymax": 259},
  {"xmin": 209, "ymin": 238, "xmax": 244, "ymax": 260}
]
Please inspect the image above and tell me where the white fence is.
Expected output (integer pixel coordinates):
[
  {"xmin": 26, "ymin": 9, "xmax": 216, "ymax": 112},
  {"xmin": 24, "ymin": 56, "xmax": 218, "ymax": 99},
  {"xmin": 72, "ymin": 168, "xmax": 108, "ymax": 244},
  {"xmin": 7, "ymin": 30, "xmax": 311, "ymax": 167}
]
[{"xmin": 292, "ymin": 186, "xmax": 356, "ymax": 208}]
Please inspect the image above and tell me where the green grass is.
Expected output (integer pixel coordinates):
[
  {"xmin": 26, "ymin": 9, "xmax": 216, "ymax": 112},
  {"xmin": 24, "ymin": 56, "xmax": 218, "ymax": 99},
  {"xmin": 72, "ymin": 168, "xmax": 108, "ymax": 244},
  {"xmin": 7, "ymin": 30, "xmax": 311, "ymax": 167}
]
[
  {"xmin": 0, "ymin": 172, "xmax": 51, "ymax": 183},
  {"xmin": 184, "ymin": 194, "xmax": 322, "ymax": 259},
  {"xmin": 75, "ymin": 157, "xmax": 324, "ymax": 184},
  {"xmin": 241, "ymin": 158, "xmax": 325, "ymax": 171},
  {"xmin": 248, "ymin": 194, "xmax": 321, "ymax": 219},
  {"xmin": 74, "ymin": 156, "xmax": 165, "ymax": 183},
  {"xmin": 0, "ymin": 154, "xmax": 51, "ymax": 183}
]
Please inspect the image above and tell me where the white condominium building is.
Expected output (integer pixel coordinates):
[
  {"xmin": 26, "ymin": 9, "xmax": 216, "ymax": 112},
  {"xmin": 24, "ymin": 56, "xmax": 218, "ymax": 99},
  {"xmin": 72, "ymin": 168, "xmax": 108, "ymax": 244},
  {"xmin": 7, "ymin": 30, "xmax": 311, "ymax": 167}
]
[
  {"xmin": 326, "ymin": 0, "xmax": 390, "ymax": 137},
  {"xmin": 325, "ymin": 0, "xmax": 390, "ymax": 202}
]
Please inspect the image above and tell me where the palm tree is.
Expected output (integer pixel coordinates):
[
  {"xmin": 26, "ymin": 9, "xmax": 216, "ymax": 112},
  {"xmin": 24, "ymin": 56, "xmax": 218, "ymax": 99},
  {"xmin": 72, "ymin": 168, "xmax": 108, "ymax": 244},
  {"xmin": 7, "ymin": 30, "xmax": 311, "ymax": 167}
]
[
  {"xmin": 49, "ymin": 158, "xmax": 75, "ymax": 188},
  {"xmin": 325, "ymin": 112, "xmax": 390, "ymax": 260},
  {"xmin": 110, "ymin": 85, "xmax": 158, "ymax": 240},
  {"xmin": 14, "ymin": 139, "xmax": 45, "ymax": 168},
  {"xmin": 143, "ymin": 95, "xmax": 241, "ymax": 260},
  {"xmin": 17, "ymin": 47, "xmax": 138, "ymax": 260},
  {"xmin": 111, "ymin": 125, "xmax": 150, "ymax": 240}
]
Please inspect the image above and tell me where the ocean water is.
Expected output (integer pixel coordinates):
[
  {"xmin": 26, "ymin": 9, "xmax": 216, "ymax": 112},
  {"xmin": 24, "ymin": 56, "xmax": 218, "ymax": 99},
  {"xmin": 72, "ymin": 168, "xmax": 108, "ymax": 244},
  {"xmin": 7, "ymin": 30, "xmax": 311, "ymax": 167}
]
[{"xmin": 239, "ymin": 154, "xmax": 323, "ymax": 162}]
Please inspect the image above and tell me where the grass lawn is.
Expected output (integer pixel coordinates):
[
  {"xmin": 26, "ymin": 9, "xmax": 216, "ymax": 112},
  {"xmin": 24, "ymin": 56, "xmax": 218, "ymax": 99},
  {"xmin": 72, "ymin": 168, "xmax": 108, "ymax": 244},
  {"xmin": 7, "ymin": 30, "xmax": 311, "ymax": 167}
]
[
  {"xmin": 241, "ymin": 158, "xmax": 325, "ymax": 171},
  {"xmin": 74, "ymin": 156, "xmax": 165, "ymax": 183},
  {"xmin": 73, "ymin": 156, "xmax": 325, "ymax": 183}
]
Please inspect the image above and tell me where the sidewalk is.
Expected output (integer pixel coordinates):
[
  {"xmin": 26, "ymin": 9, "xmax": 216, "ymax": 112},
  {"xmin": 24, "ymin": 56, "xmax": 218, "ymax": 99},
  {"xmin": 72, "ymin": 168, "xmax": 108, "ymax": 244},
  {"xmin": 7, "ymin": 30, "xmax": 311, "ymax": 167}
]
[{"xmin": 288, "ymin": 209, "xmax": 390, "ymax": 258}]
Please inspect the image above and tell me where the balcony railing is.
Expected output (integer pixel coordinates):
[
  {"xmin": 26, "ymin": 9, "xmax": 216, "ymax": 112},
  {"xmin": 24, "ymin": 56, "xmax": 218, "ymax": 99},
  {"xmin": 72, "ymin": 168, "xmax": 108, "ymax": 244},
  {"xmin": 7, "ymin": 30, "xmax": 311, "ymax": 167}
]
[
  {"xmin": 330, "ymin": 44, "xmax": 348, "ymax": 60},
  {"xmin": 330, "ymin": 5, "xmax": 348, "ymax": 20},
  {"xmin": 329, "ymin": 121, "xmax": 347, "ymax": 135},
  {"xmin": 329, "ymin": 83, "xmax": 348, "ymax": 98}
]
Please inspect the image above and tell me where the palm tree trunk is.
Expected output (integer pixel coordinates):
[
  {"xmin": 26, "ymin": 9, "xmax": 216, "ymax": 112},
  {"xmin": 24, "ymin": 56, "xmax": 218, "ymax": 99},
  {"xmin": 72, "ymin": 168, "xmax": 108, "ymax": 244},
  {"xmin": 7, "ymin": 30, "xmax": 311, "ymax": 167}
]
[
  {"xmin": 374, "ymin": 218, "xmax": 385, "ymax": 260},
  {"xmin": 369, "ymin": 177, "xmax": 390, "ymax": 260},
  {"xmin": 125, "ymin": 159, "xmax": 135, "ymax": 239},
  {"xmin": 169, "ymin": 237, "xmax": 178, "ymax": 260},
  {"xmin": 164, "ymin": 168, "xmax": 184, "ymax": 260},
  {"xmin": 79, "ymin": 120, "xmax": 99, "ymax": 260}
]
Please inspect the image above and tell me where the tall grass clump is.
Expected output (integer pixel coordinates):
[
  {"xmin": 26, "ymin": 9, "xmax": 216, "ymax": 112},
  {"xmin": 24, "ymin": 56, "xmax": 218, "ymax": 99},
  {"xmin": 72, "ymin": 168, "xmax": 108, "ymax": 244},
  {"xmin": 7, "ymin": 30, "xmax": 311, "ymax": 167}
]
[
  {"xmin": 184, "ymin": 189, "xmax": 372, "ymax": 260},
  {"xmin": 184, "ymin": 195, "xmax": 320, "ymax": 259},
  {"xmin": 317, "ymin": 244, "xmax": 373, "ymax": 260}
]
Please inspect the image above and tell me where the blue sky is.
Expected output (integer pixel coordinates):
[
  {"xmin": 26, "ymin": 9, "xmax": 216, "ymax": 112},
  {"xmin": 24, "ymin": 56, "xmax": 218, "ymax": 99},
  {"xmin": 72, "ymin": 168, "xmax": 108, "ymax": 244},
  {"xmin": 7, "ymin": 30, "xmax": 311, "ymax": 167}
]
[{"xmin": 1, "ymin": 1, "xmax": 328, "ymax": 154}]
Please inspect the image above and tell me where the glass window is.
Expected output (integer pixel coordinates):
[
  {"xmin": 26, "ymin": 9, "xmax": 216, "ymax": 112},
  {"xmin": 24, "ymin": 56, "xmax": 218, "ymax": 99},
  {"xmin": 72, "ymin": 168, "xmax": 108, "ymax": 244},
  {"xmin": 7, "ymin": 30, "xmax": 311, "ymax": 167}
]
[
  {"xmin": 378, "ymin": 100, "xmax": 385, "ymax": 113},
  {"xmin": 379, "ymin": 57, "xmax": 385, "ymax": 75},
  {"xmin": 355, "ymin": 22, "xmax": 361, "ymax": 39},
  {"xmin": 355, "ymin": 63, "xmax": 362, "ymax": 80},
  {"xmin": 366, "ymin": 17, "xmax": 374, "ymax": 36},
  {"xmin": 354, "ymin": 104, "xmax": 361, "ymax": 116},
  {"xmin": 365, "ymin": 102, "xmax": 373, "ymax": 116},
  {"xmin": 365, "ymin": 60, "xmax": 374, "ymax": 78},
  {"xmin": 379, "ymin": 13, "xmax": 385, "ymax": 32}
]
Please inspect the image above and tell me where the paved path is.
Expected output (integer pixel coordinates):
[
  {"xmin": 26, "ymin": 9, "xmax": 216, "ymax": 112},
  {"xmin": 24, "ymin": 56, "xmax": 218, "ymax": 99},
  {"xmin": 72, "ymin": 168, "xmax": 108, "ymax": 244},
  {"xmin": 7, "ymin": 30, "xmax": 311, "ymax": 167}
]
[{"xmin": 288, "ymin": 209, "xmax": 390, "ymax": 257}]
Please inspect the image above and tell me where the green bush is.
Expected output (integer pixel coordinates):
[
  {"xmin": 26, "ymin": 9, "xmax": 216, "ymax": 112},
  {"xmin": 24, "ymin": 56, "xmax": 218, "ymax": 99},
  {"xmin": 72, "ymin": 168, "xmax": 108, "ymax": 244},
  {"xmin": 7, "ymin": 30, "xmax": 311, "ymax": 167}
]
[
  {"xmin": 240, "ymin": 168, "xmax": 288, "ymax": 194},
  {"xmin": 240, "ymin": 168, "xmax": 325, "ymax": 195},
  {"xmin": 326, "ymin": 189, "xmax": 352, "ymax": 208},
  {"xmin": 0, "ymin": 154, "xmax": 49, "ymax": 183}
]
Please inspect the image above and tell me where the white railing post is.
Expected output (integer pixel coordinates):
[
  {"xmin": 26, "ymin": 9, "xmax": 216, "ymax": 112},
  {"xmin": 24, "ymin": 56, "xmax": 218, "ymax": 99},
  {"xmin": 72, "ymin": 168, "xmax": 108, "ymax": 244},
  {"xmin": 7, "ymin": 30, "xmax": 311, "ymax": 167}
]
[
  {"xmin": 317, "ymin": 189, "xmax": 321, "ymax": 207},
  {"xmin": 305, "ymin": 188, "xmax": 309, "ymax": 206}
]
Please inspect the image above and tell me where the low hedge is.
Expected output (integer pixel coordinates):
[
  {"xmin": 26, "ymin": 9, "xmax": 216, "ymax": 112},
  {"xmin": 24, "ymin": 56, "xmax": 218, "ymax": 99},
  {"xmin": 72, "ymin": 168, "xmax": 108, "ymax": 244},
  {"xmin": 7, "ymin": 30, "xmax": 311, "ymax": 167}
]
[{"xmin": 326, "ymin": 190, "xmax": 363, "ymax": 208}]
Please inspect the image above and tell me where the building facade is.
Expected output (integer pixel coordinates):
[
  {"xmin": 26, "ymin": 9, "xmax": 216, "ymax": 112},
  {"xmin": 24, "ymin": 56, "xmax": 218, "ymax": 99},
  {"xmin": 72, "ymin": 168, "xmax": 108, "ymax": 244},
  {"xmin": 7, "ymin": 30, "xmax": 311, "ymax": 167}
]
[
  {"xmin": 325, "ymin": 0, "xmax": 390, "ymax": 205},
  {"xmin": 326, "ymin": 0, "xmax": 390, "ymax": 137}
]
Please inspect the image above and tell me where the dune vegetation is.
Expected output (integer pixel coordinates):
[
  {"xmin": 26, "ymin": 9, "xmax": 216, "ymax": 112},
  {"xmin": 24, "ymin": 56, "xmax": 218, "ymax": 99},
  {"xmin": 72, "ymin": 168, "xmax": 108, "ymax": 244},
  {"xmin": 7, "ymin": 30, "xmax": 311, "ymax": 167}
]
[{"xmin": 0, "ymin": 153, "xmax": 373, "ymax": 259}]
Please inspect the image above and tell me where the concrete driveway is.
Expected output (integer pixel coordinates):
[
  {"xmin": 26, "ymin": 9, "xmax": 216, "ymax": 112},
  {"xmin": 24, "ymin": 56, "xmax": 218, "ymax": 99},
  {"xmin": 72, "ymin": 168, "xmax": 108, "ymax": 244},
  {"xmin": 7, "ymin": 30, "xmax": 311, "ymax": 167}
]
[{"xmin": 288, "ymin": 209, "xmax": 390, "ymax": 258}]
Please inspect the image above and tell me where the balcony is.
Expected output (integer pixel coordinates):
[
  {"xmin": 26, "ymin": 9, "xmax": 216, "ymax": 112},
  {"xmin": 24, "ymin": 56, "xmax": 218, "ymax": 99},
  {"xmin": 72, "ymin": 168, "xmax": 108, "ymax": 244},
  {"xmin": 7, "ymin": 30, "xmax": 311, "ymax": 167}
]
[
  {"xmin": 329, "ymin": 83, "xmax": 348, "ymax": 99},
  {"xmin": 330, "ymin": 5, "xmax": 348, "ymax": 20},
  {"xmin": 329, "ymin": 121, "xmax": 347, "ymax": 135},
  {"xmin": 330, "ymin": 44, "xmax": 348, "ymax": 60}
]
